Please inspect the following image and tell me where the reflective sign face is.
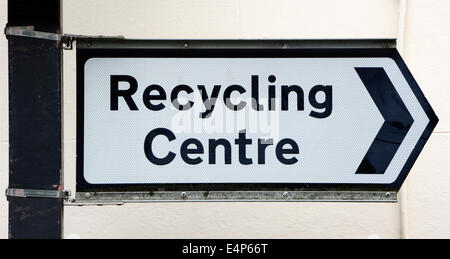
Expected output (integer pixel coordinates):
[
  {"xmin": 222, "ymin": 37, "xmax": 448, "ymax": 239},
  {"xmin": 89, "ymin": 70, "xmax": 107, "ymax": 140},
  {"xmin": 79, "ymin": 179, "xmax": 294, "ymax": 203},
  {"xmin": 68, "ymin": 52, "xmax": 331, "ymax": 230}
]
[{"xmin": 76, "ymin": 48, "xmax": 438, "ymax": 191}]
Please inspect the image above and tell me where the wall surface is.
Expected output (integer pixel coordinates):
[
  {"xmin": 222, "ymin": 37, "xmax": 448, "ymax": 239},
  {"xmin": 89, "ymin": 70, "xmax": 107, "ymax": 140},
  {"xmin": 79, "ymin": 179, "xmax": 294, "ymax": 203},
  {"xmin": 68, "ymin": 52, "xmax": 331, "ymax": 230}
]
[
  {"xmin": 401, "ymin": 0, "xmax": 450, "ymax": 238},
  {"xmin": 0, "ymin": 0, "xmax": 449, "ymax": 239}
]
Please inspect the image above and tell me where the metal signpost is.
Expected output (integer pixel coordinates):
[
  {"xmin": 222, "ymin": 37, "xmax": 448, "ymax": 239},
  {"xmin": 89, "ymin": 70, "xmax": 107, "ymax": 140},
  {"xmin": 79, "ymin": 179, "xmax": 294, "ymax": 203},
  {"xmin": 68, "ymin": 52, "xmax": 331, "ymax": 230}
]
[{"xmin": 6, "ymin": 0, "xmax": 64, "ymax": 239}]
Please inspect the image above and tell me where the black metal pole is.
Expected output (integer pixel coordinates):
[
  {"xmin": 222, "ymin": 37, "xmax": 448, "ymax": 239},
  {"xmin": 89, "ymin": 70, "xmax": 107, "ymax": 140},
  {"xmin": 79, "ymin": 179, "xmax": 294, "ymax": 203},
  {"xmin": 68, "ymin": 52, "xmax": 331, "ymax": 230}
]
[{"xmin": 7, "ymin": 0, "xmax": 63, "ymax": 239}]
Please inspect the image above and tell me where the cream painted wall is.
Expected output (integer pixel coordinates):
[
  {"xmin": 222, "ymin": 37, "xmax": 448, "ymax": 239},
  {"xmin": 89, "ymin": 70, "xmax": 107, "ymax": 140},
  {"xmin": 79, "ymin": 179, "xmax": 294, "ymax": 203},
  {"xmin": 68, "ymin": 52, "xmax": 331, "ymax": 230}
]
[
  {"xmin": 401, "ymin": 0, "xmax": 450, "ymax": 238},
  {"xmin": 63, "ymin": 0, "xmax": 399, "ymax": 39},
  {"xmin": 0, "ymin": 0, "xmax": 449, "ymax": 239}
]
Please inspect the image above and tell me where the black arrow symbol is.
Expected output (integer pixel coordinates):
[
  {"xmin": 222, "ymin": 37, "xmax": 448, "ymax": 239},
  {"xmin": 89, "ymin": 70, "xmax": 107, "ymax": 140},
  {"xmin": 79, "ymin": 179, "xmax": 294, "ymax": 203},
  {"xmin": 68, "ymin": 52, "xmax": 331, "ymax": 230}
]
[{"xmin": 355, "ymin": 67, "xmax": 414, "ymax": 174}]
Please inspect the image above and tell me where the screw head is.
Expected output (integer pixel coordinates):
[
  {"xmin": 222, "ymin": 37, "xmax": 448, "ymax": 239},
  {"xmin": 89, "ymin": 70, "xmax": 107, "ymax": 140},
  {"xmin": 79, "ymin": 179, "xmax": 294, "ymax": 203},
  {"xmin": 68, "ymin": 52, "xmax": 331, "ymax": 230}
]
[
  {"xmin": 181, "ymin": 192, "xmax": 187, "ymax": 199},
  {"xmin": 184, "ymin": 43, "xmax": 188, "ymax": 48},
  {"xmin": 282, "ymin": 192, "xmax": 289, "ymax": 198},
  {"xmin": 84, "ymin": 193, "xmax": 91, "ymax": 199},
  {"xmin": 385, "ymin": 192, "xmax": 391, "ymax": 198}
]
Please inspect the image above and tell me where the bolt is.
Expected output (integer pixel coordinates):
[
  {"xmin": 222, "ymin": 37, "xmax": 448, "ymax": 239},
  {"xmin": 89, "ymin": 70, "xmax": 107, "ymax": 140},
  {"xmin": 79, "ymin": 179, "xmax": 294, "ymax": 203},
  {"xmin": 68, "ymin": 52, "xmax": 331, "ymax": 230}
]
[
  {"xmin": 381, "ymin": 41, "xmax": 391, "ymax": 48},
  {"xmin": 181, "ymin": 192, "xmax": 187, "ymax": 199},
  {"xmin": 282, "ymin": 192, "xmax": 289, "ymax": 198},
  {"xmin": 84, "ymin": 193, "xmax": 91, "ymax": 199}
]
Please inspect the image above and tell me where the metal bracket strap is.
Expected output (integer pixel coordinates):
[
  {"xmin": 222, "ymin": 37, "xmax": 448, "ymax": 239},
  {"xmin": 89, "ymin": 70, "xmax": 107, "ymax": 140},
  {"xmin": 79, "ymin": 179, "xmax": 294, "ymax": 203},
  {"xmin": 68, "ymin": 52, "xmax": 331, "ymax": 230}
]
[
  {"xmin": 5, "ymin": 188, "xmax": 70, "ymax": 200},
  {"xmin": 4, "ymin": 26, "xmax": 124, "ymax": 50},
  {"xmin": 5, "ymin": 26, "xmax": 77, "ymax": 50},
  {"xmin": 5, "ymin": 26, "xmax": 61, "ymax": 41}
]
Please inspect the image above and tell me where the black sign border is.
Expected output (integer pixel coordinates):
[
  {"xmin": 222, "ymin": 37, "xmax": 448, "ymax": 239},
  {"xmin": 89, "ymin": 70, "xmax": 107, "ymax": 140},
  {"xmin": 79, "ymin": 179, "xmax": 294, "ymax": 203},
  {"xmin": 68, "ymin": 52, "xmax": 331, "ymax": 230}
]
[{"xmin": 76, "ymin": 48, "xmax": 438, "ymax": 192}]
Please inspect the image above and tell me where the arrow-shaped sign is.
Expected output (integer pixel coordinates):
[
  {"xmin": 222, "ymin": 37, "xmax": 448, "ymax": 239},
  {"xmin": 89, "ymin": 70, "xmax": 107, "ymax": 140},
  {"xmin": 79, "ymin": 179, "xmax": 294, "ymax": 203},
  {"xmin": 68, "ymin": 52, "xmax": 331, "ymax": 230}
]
[{"xmin": 77, "ymin": 48, "xmax": 438, "ymax": 192}]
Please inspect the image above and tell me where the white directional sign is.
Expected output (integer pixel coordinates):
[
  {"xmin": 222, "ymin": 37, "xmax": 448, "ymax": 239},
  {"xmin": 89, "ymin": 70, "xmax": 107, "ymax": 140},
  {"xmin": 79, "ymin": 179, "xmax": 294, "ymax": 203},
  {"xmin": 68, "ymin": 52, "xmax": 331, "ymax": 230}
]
[{"xmin": 76, "ymin": 47, "xmax": 437, "ymax": 192}]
